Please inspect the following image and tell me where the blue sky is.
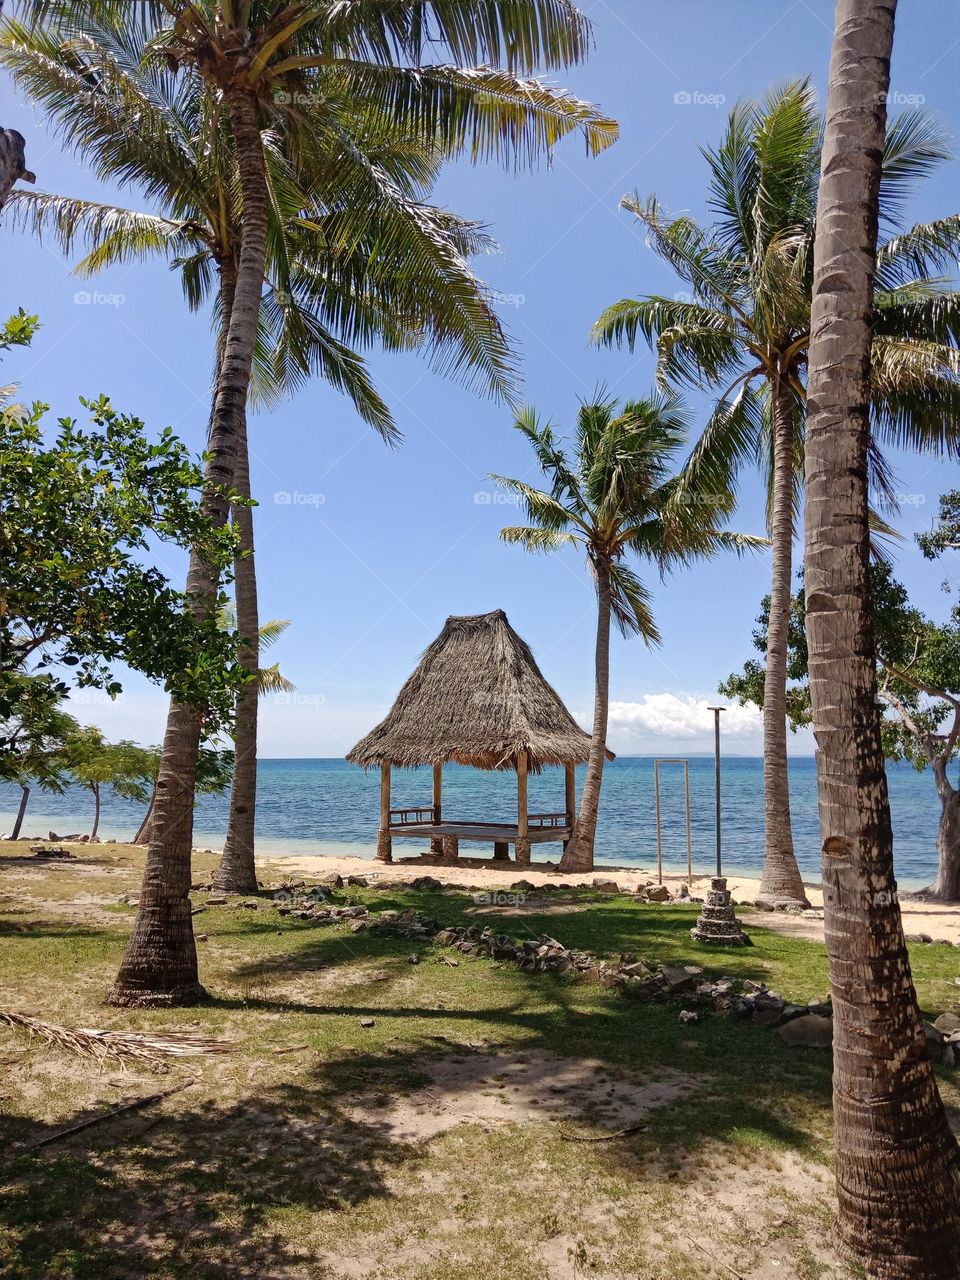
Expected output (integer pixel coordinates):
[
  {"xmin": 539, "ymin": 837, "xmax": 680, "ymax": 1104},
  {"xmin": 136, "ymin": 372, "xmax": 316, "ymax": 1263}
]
[{"xmin": 4, "ymin": 0, "xmax": 959, "ymax": 757}]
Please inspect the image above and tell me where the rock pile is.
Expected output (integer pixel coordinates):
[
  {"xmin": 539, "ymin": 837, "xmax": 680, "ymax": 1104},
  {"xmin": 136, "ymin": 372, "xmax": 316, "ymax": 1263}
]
[{"xmin": 690, "ymin": 877, "xmax": 751, "ymax": 946}]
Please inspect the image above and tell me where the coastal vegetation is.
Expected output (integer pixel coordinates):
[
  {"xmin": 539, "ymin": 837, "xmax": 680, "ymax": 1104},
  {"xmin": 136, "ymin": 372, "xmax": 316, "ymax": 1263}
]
[
  {"xmin": 594, "ymin": 80, "xmax": 960, "ymax": 910},
  {"xmin": 493, "ymin": 394, "xmax": 764, "ymax": 872},
  {"xmin": 1, "ymin": 2, "xmax": 959, "ymax": 1276},
  {"xmin": 723, "ymin": 554, "xmax": 960, "ymax": 901}
]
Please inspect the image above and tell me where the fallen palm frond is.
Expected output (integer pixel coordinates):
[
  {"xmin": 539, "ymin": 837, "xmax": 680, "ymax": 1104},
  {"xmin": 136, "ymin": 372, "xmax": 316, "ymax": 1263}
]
[{"xmin": 0, "ymin": 1012, "xmax": 233, "ymax": 1071}]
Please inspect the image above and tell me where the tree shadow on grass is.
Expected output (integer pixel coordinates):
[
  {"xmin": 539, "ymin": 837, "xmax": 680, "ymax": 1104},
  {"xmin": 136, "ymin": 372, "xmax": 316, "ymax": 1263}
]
[{"xmin": 1, "ymin": 1069, "xmax": 413, "ymax": 1280}]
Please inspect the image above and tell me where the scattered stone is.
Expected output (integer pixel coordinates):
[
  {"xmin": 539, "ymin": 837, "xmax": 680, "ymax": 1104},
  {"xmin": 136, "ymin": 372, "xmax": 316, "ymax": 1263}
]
[
  {"xmin": 346, "ymin": 875, "xmax": 369, "ymax": 887},
  {"xmin": 933, "ymin": 1013, "xmax": 960, "ymax": 1035},
  {"xmin": 776, "ymin": 1015, "xmax": 833, "ymax": 1050},
  {"xmin": 206, "ymin": 895, "xmax": 227, "ymax": 905},
  {"xmin": 926, "ymin": 1022, "xmax": 946, "ymax": 1063},
  {"xmin": 510, "ymin": 880, "xmax": 535, "ymax": 892},
  {"xmin": 660, "ymin": 965, "xmax": 703, "ymax": 995},
  {"xmin": 592, "ymin": 878, "xmax": 621, "ymax": 893},
  {"xmin": 319, "ymin": 872, "xmax": 343, "ymax": 887},
  {"xmin": 679, "ymin": 1010, "xmax": 699, "ymax": 1024},
  {"xmin": 408, "ymin": 953, "xmax": 420, "ymax": 965},
  {"xmin": 645, "ymin": 885, "xmax": 671, "ymax": 903},
  {"xmin": 359, "ymin": 1018, "xmax": 375, "ymax": 1028},
  {"xmin": 411, "ymin": 876, "xmax": 442, "ymax": 891}
]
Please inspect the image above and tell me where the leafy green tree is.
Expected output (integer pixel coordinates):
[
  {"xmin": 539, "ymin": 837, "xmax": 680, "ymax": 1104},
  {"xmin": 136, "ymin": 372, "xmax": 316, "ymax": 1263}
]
[
  {"xmin": 0, "ymin": 342, "xmax": 247, "ymax": 731},
  {"xmin": 493, "ymin": 392, "xmax": 764, "ymax": 871},
  {"xmin": 722, "ymin": 560, "xmax": 960, "ymax": 900},
  {"xmin": 594, "ymin": 81, "xmax": 960, "ymax": 906},
  {"xmin": 0, "ymin": 686, "xmax": 77, "ymax": 839},
  {"xmin": 66, "ymin": 726, "xmax": 156, "ymax": 840}
]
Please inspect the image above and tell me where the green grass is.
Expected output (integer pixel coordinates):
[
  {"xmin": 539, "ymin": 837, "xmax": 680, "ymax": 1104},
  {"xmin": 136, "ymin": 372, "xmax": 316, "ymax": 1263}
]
[{"xmin": 0, "ymin": 842, "xmax": 956, "ymax": 1279}]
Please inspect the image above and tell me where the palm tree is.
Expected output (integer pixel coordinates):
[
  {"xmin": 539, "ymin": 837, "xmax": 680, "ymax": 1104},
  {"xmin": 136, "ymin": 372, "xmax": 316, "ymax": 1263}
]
[
  {"xmin": 492, "ymin": 393, "xmax": 764, "ymax": 871},
  {"xmin": 805, "ymin": 2, "xmax": 960, "ymax": 1274},
  {"xmin": 594, "ymin": 81, "xmax": 960, "ymax": 907},
  {"xmin": 1, "ymin": 18, "xmax": 514, "ymax": 897},
  {"xmin": 12, "ymin": 3, "xmax": 616, "ymax": 1006}
]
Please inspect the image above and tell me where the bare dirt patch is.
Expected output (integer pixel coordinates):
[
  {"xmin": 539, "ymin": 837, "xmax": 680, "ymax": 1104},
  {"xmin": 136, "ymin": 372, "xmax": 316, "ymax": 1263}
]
[{"xmin": 349, "ymin": 1049, "xmax": 703, "ymax": 1143}]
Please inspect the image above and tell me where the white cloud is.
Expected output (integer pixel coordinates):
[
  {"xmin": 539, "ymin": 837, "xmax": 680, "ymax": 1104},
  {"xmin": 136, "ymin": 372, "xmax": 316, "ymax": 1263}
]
[{"xmin": 608, "ymin": 693, "xmax": 763, "ymax": 742}]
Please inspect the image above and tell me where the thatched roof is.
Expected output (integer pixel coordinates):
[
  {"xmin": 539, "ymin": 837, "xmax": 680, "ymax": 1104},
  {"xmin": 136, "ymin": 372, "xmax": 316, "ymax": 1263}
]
[{"xmin": 347, "ymin": 610, "xmax": 608, "ymax": 772}]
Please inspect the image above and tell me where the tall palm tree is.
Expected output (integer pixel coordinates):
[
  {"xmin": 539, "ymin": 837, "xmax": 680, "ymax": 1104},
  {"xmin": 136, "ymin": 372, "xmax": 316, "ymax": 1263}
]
[
  {"xmin": 20, "ymin": 0, "xmax": 617, "ymax": 1006},
  {"xmin": 805, "ymin": 2, "xmax": 960, "ymax": 1274},
  {"xmin": 492, "ymin": 393, "xmax": 764, "ymax": 871},
  {"xmin": 1, "ymin": 17, "xmax": 517, "ymax": 897},
  {"xmin": 594, "ymin": 82, "xmax": 960, "ymax": 907}
]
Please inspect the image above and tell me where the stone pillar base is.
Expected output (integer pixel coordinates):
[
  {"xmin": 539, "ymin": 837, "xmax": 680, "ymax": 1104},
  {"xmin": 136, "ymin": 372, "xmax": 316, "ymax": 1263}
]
[
  {"xmin": 691, "ymin": 876, "xmax": 751, "ymax": 946},
  {"xmin": 429, "ymin": 836, "xmax": 444, "ymax": 856},
  {"xmin": 492, "ymin": 841, "xmax": 509, "ymax": 860},
  {"xmin": 515, "ymin": 838, "xmax": 531, "ymax": 867},
  {"xmin": 376, "ymin": 830, "xmax": 392, "ymax": 863},
  {"xmin": 441, "ymin": 835, "xmax": 459, "ymax": 862}
]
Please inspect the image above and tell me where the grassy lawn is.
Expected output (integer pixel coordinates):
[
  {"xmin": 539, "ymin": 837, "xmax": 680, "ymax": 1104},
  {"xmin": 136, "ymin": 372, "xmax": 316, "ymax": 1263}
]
[{"xmin": 1, "ymin": 841, "xmax": 957, "ymax": 1279}]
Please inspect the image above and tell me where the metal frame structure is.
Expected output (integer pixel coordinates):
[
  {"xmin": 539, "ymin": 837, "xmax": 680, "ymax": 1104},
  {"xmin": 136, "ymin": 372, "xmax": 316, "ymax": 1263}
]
[{"xmin": 653, "ymin": 758, "xmax": 692, "ymax": 884}]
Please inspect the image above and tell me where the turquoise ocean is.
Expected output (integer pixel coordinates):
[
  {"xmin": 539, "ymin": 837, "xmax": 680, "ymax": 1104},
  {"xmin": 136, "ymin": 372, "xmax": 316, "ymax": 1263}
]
[{"xmin": 0, "ymin": 756, "xmax": 947, "ymax": 890}]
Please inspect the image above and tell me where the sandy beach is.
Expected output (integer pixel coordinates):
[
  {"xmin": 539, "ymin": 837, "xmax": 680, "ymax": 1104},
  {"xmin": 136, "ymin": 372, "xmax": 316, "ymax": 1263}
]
[{"xmin": 262, "ymin": 849, "xmax": 960, "ymax": 947}]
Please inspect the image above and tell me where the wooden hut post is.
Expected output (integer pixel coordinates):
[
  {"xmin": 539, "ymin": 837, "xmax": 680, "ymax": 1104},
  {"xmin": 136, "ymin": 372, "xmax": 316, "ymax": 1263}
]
[
  {"xmin": 515, "ymin": 750, "xmax": 531, "ymax": 866},
  {"xmin": 563, "ymin": 762, "xmax": 576, "ymax": 853},
  {"xmin": 376, "ymin": 763, "xmax": 392, "ymax": 862},
  {"xmin": 429, "ymin": 762, "xmax": 444, "ymax": 856}
]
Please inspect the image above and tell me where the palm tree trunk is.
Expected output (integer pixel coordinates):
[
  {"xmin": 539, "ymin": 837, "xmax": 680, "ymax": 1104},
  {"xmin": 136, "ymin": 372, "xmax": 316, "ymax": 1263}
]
[
  {"xmin": 758, "ymin": 383, "xmax": 809, "ymax": 907},
  {"xmin": 0, "ymin": 127, "xmax": 33, "ymax": 209},
  {"xmin": 10, "ymin": 784, "xmax": 29, "ymax": 839},
  {"xmin": 804, "ymin": 2, "xmax": 960, "ymax": 1272},
  {"xmin": 559, "ymin": 560, "xmax": 611, "ymax": 873},
  {"xmin": 215, "ymin": 418, "xmax": 260, "ymax": 892},
  {"xmin": 927, "ymin": 759, "xmax": 960, "ymax": 901},
  {"xmin": 214, "ymin": 258, "xmax": 260, "ymax": 895},
  {"xmin": 134, "ymin": 785, "xmax": 156, "ymax": 845},
  {"xmin": 90, "ymin": 783, "xmax": 100, "ymax": 841},
  {"xmin": 109, "ymin": 89, "xmax": 270, "ymax": 1007}
]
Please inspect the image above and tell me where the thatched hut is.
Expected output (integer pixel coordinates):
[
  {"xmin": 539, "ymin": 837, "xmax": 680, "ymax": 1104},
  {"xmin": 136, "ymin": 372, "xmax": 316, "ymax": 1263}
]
[{"xmin": 347, "ymin": 610, "xmax": 608, "ymax": 866}]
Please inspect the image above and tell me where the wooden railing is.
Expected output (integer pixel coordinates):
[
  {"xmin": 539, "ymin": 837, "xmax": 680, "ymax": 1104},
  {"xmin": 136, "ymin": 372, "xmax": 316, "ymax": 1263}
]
[
  {"xmin": 389, "ymin": 806, "xmax": 435, "ymax": 825},
  {"xmin": 528, "ymin": 811, "xmax": 571, "ymax": 830}
]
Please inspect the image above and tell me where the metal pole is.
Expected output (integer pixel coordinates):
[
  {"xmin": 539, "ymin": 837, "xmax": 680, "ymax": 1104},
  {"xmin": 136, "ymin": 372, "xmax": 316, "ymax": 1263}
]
[
  {"xmin": 683, "ymin": 760, "xmax": 692, "ymax": 883},
  {"xmin": 654, "ymin": 760, "xmax": 663, "ymax": 884},
  {"xmin": 707, "ymin": 707, "xmax": 725, "ymax": 876}
]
